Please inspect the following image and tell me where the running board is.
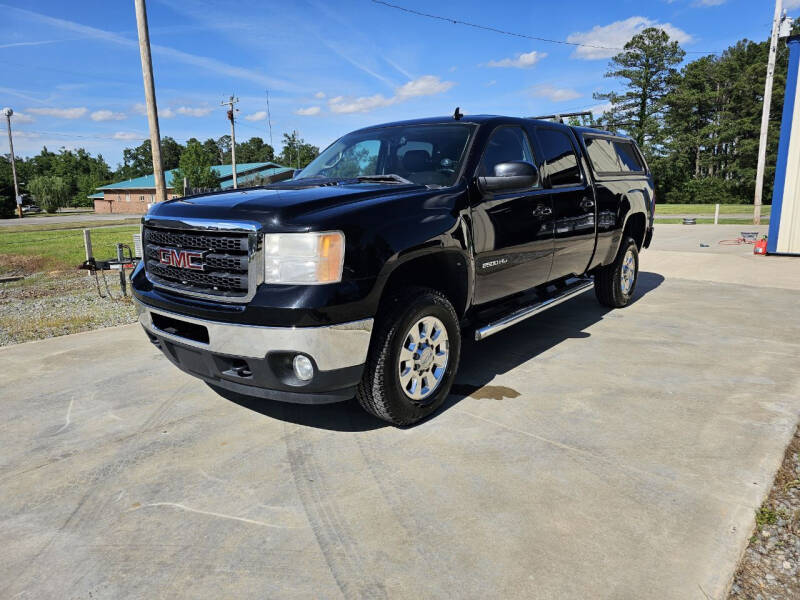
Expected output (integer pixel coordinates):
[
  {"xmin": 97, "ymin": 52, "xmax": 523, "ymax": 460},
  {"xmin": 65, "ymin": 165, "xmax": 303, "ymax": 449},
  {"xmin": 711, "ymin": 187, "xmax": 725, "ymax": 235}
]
[{"xmin": 474, "ymin": 278, "xmax": 594, "ymax": 341}]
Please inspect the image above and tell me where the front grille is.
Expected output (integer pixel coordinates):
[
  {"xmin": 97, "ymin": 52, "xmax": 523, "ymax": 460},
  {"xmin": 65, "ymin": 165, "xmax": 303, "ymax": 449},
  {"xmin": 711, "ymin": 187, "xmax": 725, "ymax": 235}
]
[{"xmin": 143, "ymin": 225, "xmax": 254, "ymax": 300}]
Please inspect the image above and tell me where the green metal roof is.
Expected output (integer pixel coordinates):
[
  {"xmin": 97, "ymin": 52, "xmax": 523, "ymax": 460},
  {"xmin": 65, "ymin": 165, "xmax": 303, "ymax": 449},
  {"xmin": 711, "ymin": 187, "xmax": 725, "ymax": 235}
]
[{"xmin": 97, "ymin": 162, "xmax": 286, "ymax": 191}]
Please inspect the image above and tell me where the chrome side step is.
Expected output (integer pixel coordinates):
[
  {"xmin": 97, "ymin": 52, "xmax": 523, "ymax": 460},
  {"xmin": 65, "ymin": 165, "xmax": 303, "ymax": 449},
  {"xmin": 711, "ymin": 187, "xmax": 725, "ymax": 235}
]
[{"xmin": 474, "ymin": 278, "xmax": 594, "ymax": 341}]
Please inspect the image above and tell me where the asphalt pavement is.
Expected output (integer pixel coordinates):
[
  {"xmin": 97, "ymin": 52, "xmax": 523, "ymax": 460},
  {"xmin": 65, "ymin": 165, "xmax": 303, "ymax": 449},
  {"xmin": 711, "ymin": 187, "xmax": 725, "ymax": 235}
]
[{"xmin": 1, "ymin": 224, "xmax": 799, "ymax": 599}]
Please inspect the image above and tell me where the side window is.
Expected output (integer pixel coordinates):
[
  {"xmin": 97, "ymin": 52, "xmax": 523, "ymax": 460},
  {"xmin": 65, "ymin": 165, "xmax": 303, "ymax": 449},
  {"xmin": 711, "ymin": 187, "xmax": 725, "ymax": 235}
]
[
  {"xmin": 584, "ymin": 137, "xmax": 621, "ymax": 173},
  {"xmin": 614, "ymin": 141, "xmax": 645, "ymax": 172},
  {"xmin": 536, "ymin": 129, "xmax": 582, "ymax": 187},
  {"xmin": 480, "ymin": 126, "xmax": 536, "ymax": 182}
]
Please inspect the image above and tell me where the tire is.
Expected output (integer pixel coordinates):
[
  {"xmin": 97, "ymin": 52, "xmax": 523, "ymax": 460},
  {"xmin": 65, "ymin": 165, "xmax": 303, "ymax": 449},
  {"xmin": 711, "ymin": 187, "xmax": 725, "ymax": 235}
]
[
  {"xmin": 594, "ymin": 236, "xmax": 639, "ymax": 308},
  {"xmin": 356, "ymin": 287, "xmax": 461, "ymax": 426}
]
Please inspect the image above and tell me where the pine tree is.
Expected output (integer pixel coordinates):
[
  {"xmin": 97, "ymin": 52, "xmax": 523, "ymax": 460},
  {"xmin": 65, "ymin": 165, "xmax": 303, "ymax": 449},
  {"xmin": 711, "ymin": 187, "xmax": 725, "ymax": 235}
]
[{"xmin": 594, "ymin": 27, "xmax": 685, "ymax": 156}]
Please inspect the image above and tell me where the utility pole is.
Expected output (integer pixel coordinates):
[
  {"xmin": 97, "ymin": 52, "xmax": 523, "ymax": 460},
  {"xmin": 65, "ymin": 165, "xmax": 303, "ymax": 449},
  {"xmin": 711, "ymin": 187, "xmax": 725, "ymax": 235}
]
[
  {"xmin": 266, "ymin": 89, "xmax": 274, "ymax": 149},
  {"xmin": 222, "ymin": 95, "xmax": 239, "ymax": 188},
  {"xmin": 754, "ymin": 0, "xmax": 783, "ymax": 225},
  {"xmin": 2, "ymin": 108, "xmax": 23, "ymax": 218},
  {"xmin": 134, "ymin": 0, "xmax": 167, "ymax": 203}
]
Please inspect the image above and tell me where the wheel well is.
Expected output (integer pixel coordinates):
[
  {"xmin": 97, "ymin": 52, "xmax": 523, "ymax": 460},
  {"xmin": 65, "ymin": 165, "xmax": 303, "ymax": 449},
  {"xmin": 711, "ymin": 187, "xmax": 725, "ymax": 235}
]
[
  {"xmin": 381, "ymin": 252, "xmax": 469, "ymax": 317},
  {"xmin": 624, "ymin": 212, "xmax": 647, "ymax": 250}
]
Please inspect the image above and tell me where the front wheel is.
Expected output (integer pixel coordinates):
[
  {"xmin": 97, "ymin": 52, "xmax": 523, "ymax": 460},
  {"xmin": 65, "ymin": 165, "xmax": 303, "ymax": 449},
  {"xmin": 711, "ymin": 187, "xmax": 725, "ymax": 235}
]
[
  {"xmin": 356, "ymin": 287, "xmax": 461, "ymax": 426},
  {"xmin": 594, "ymin": 236, "xmax": 639, "ymax": 308}
]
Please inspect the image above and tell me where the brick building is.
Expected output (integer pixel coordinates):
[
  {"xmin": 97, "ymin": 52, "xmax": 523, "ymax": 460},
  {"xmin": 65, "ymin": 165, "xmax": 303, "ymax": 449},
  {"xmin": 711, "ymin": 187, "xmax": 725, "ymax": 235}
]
[{"xmin": 91, "ymin": 162, "xmax": 293, "ymax": 214}]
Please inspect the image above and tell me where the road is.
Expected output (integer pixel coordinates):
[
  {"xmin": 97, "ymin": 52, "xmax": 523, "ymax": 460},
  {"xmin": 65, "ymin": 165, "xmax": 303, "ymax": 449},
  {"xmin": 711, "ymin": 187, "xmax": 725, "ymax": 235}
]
[
  {"xmin": 0, "ymin": 212, "xmax": 139, "ymax": 226},
  {"xmin": 1, "ymin": 225, "xmax": 799, "ymax": 599}
]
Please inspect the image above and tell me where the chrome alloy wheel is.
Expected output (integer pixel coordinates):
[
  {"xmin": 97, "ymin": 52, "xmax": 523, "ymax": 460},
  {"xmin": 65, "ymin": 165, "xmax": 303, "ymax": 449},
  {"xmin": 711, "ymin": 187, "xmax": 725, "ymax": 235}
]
[
  {"xmin": 620, "ymin": 248, "xmax": 636, "ymax": 295},
  {"xmin": 398, "ymin": 316, "xmax": 449, "ymax": 403}
]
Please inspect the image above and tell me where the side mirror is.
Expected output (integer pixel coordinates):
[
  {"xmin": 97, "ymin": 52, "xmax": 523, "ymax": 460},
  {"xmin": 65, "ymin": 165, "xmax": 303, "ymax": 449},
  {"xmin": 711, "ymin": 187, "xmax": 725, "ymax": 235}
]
[{"xmin": 478, "ymin": 161, "xmax": 539, "ymax": 193}]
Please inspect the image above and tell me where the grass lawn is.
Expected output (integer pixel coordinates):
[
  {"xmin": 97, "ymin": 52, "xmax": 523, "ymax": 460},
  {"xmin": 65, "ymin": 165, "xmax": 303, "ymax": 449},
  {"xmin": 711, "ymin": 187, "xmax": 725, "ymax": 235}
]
[
  {"xmin": 655, "ymin": 217, "xmax": 769, "ymax": 225},
  {"xmin": 655, "ymin": 204, "xmax": 770, "ymax": 215},
  {"xmin": 0, "ymin": 225, "xmax": 140, "ymax": 274}
]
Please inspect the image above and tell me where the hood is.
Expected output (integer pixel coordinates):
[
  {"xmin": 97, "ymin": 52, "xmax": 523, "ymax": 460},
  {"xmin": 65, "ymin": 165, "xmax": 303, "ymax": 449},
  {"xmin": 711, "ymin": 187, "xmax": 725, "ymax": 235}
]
[{"xmin": 147, "ymin": 180, "xmax": 428, "ymax": 228}]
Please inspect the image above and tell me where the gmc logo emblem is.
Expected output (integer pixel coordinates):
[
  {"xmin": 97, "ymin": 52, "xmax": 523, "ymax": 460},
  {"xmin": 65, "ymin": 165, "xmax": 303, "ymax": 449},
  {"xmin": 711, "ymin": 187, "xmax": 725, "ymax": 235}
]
[{"xmin": 159, "ymin": 248, "xmax": 205, "ymax": 270}]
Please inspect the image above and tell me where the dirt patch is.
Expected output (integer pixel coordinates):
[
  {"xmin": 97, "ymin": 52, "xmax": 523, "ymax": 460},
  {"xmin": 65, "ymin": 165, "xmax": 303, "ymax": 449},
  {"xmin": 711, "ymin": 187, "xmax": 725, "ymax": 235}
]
[
  {"xmin": 729, "ymin": 424, "xmax": 800, "ymax": 599},
  {"xmin": 0, "ymin": 253, "xmax": 50, "ymax": 275}
]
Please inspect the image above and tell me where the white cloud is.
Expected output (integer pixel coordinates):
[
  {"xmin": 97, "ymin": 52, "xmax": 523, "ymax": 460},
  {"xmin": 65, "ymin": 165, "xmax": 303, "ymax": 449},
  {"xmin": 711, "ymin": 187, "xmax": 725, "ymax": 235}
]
[
  {"xmin": 91, "ymin": 109, "xmax": 126, "ymax": 122},
  {"xmin": 530, "ymin": 85, "xmax": 582, "ymax": 102},
  {"xmin": 133, "ymin": 103, "xmax": 174, "ymax": 118},
  {"xmin": 295, "ymin": 106, "xmax": 321, "ymax": 116},
  {"xmin": 10, "ymin": 111, "xmax": 35, "ymax": 123},
  {"xmin": 314, "ymin": 91, "xmax": 326, "ymax": 99},
  {"xmin": 589, "ymin": 102, "xmax": 613, "ymax": 117},
  {"xmin": 486, "ymin": 51, "xmax": 546, "ymax": 69},
  {"xmin": 328, "ymin": 75, "xmax": 455, "ymax": 114},
  {"xmin": 486, "ymin": 80, "xmax": 497, "ymax": 87},
  {"xmin": 27, "ymin": 106, "xmax": 87, "ymax": 119},
  {"xmin": 245, "ymin": 111, "xmax": 267, "ymax": 121},
  {"xmin": 567, "ymin": 17, "xmax": 693, "ymax": 60},
  {"xmin": 694, "ymin": 0, "xmax": 726, "ymax": 5},
  {"xmin": 176, "ymin": 106, "xmax": 212, "ymax": 117},
  {"xmin": 785, "ymin": 0, "xmax": 800, "ymax": 8},
  {"xmin": 113, "ymin": 131, "xmax": 143, "ymax": 140}
]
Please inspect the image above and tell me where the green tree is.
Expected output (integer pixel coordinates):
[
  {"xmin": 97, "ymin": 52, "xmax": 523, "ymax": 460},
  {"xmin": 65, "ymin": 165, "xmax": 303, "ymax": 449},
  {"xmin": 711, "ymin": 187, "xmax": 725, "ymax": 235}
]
[
  {"xmin": 202, "ymin": 138, "xmax": 225, "ymax": 165},
  {"xmin": 594, "ymin": 27, "xmax": 686, "ymax": 155},
  {"xmin": 237, "ymin": 137, "xmax": 275, "ymax": 163},
  {"xmin": 279, "ymin": 131, "xmax": 319, "ymax": 169},
  {"xmin": 116, "ymin": 137, "xmax": 183, "ymax": 179},
  {"xmin": 28, "ymin": 175, "xmax": 70, "ymax": 213},
  {"xmin": 170, "ymin": 139, "xmax": 218, "ymax": 193}
]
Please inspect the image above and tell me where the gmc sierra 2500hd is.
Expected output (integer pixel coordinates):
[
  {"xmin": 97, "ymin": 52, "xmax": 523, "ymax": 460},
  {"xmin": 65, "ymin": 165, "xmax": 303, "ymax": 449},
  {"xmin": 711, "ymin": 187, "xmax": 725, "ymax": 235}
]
[{"xmin": 132, "ymin": 114, "xmax": 654, "ymax": 425}]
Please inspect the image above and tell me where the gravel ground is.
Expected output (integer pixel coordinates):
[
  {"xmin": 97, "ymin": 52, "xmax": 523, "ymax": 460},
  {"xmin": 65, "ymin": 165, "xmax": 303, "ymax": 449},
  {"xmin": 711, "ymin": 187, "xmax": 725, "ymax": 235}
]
[
  {"xmin": 0, "ymin": 270, "xmax": 137, "ymax": 346},
  {"xmin": 729, "ymin": 425, "xmax": 800, "ymax": 599}
]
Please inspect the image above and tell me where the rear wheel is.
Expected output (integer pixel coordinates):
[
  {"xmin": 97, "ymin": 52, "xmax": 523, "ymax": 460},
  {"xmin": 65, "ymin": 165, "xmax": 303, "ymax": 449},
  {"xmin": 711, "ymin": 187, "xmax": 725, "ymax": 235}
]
[
  {"xmin": 594, "ymin": 236, "xmax": 639, "ymax": 308},
  {"xmin": 357, "ymin": 287, "xmax": 460, "ymax": 426}
]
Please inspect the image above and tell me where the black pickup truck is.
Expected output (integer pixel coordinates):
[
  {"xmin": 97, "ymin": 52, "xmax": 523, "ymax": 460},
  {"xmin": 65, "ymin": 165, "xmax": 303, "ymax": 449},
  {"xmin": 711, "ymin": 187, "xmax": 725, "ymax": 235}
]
[{"xmin": 132, "ymin": 114, "xmax": 654, "ymax": 425}]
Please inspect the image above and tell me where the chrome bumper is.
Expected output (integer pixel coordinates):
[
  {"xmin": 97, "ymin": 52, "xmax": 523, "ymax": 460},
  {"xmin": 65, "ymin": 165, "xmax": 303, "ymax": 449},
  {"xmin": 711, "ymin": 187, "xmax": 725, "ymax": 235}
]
[{"xmin": 135, "ymin": 301, "xmax": 373, "ymax": 371}]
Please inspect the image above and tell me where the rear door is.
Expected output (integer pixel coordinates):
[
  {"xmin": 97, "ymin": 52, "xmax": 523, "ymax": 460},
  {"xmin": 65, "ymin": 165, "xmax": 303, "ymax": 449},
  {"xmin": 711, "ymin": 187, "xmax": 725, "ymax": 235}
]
[
  {"xmin": 531, "ymin": 126, "xmax": 596, "ymax": 279},
  {"xmin": 471, "ymin": 125, "xmax": 554, "ymax": 304}
]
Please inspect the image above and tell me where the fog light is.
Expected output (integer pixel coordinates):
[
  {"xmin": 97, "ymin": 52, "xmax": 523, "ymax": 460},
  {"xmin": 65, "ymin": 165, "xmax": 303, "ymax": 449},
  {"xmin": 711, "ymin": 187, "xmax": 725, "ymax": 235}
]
[{"xmin": 293, "ymin": 354, "xmax": 314, "ymax": 381}]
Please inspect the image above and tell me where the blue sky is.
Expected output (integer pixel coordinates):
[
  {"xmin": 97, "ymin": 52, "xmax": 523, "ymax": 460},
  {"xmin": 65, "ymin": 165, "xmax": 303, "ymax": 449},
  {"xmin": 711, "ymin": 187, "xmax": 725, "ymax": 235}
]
[{"xmin": 1, "ymin": 0, "xmax": 797, "ymax": 168}]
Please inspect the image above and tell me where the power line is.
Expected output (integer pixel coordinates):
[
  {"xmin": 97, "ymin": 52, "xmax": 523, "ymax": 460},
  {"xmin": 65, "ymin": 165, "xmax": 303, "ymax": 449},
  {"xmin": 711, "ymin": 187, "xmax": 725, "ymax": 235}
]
[{"xmin": 371, "ymin": 0, "xmax": 721, "ymax": 55}]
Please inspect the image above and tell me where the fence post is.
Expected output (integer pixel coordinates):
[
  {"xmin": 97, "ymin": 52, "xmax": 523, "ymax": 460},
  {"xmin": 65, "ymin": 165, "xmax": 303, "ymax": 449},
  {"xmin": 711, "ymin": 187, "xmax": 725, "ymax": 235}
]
[
  {"xmin": 83, "ymin": 229, "xmax": 93, "ymax": 276},
  {"xmin": 714, "ymin": 203, "xmax": 720, "ymax": 225}
]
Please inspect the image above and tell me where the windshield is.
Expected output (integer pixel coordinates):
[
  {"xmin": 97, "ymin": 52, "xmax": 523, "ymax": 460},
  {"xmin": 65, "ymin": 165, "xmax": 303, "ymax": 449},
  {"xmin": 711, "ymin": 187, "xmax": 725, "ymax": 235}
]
[{"xmin": 296, "ymin": 123, "xmax": 474, "ymax": 188}]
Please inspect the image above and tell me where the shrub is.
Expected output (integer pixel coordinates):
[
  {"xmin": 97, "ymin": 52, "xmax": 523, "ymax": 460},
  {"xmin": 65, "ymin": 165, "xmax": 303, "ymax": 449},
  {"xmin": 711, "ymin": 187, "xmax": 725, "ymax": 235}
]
[{"xmin": 664, "ymin": 177, "xmax": 741, "ymax": 204}]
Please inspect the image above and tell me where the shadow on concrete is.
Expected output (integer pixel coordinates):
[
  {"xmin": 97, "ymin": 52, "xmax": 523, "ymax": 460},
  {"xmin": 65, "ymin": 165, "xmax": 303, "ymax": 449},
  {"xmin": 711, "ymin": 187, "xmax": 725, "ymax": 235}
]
[{"xmin": 215, "ymin": 271, "xmax": 665, "ymax": 431}]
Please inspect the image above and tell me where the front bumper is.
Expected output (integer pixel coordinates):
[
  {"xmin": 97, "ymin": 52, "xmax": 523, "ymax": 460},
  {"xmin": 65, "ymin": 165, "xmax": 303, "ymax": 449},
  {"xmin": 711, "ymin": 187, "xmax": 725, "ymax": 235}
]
[{"xmin": 136, "ymin": 300, "xmax": 373, "ymax": 404}]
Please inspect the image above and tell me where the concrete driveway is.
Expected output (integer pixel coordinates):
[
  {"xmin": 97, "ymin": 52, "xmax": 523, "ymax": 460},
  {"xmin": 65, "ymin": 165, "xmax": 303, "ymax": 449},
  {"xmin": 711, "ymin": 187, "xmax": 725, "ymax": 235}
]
[{"xmin": 1, "ymin": 225, "xmax": 799, "ymax": 599}]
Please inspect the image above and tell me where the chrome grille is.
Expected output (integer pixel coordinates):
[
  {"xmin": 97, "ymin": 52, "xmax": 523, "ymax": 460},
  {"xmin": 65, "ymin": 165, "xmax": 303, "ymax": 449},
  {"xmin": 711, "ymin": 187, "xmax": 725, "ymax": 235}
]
[{"xmin": 143, "ymin": 223, "xmax": 258, "ymax": 301}]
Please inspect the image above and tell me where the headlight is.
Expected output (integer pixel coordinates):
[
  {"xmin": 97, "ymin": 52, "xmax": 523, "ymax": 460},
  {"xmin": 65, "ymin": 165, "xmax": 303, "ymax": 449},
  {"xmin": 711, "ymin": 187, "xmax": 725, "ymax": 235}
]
[{"xmin": 263, "ymin": 231, "xmax": 345, "ymax": 284}]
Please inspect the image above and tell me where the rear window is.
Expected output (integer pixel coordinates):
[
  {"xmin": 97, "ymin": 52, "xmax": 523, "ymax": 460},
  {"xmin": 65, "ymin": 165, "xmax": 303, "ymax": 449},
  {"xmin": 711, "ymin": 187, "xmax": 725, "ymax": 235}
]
[
  {"xmin": 584, "ymin": 136, "xmax": 645, "ymax": 174},
  {"xmin": 614, "ymin": 141, "xmax": 645, "ymax": 172},
  {"xmin": 584, "ymin": 137, "xmax": 619, "ymax": 172}
]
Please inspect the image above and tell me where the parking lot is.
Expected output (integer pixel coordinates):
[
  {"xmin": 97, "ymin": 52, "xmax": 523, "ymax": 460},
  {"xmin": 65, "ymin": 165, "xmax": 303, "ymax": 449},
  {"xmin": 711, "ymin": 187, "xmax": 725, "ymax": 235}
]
[{"xmin": 1, "ymin": 224, "xmax": 799, "ymax": 599}]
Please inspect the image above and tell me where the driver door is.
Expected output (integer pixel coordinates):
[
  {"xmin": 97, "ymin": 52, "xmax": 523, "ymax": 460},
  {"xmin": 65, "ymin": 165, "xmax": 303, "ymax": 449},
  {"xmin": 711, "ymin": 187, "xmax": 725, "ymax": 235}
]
[{"xmin": 471, "ymin": 126, "xmax": 555, "ymax": 305}]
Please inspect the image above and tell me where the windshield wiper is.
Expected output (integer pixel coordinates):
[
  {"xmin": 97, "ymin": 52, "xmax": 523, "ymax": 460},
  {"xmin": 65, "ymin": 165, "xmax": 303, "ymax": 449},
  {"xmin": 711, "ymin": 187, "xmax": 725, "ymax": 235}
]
[{"xmin": 355, "ymin": 174, "xmax": 414, "ymax": 184}]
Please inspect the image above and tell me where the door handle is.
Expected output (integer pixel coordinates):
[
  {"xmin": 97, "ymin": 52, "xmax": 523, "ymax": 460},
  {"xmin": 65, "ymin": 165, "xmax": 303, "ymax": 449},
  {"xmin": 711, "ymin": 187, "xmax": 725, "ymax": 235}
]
[
  {"xmin": 532, "ymin": 204, "xmax": 552, "ymax": 217},
  {"xmin": 580, "ymin": 198, "xmax": 595, "ymax": 210}
]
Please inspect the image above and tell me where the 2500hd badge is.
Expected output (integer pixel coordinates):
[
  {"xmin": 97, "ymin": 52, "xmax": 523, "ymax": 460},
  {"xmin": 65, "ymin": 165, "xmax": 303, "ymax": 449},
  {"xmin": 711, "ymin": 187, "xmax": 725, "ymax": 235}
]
[{"xmin": 133, "ymin": 113, "xmax": 654, "ymax": 425}]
